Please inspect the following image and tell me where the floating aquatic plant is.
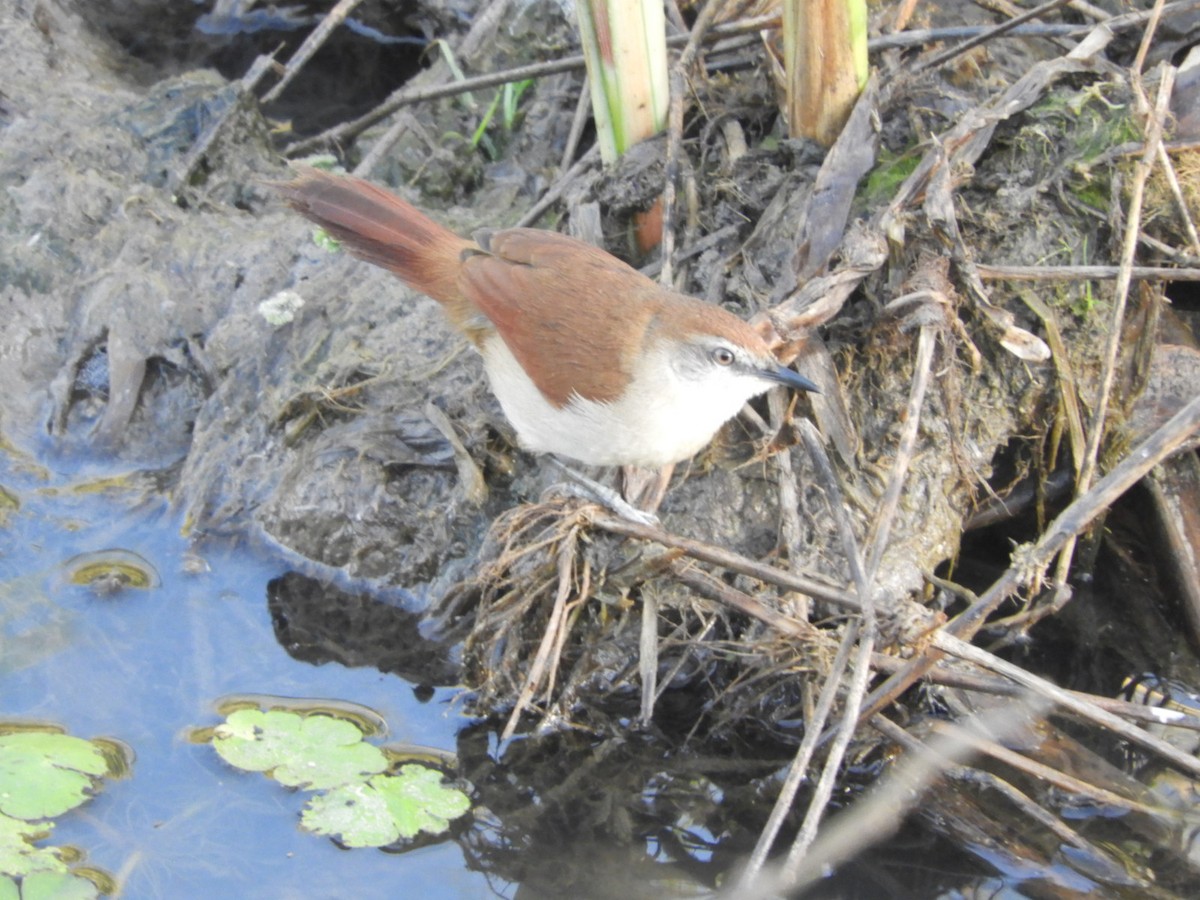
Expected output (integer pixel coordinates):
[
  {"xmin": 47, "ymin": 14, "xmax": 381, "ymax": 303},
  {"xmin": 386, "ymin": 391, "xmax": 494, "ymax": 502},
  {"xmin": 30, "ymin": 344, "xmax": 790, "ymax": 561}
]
[
  {"xmin": 208, "ymin": 707, "xmax": 470, "ymax": 849},
  {"xmin": 0, "ymin": 730, "xmax": 120, "ymax": 899}
]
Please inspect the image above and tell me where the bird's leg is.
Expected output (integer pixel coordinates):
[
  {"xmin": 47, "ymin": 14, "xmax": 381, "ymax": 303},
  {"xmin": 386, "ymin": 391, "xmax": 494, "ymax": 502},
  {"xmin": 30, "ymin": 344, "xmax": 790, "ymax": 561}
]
[
  {"xmin": 546, "ymin": 457, "xmax": 660, "ymax": 526},
  {"xmin": 620, "ymin": 464, "xmax": 674, "ymax": 516}
]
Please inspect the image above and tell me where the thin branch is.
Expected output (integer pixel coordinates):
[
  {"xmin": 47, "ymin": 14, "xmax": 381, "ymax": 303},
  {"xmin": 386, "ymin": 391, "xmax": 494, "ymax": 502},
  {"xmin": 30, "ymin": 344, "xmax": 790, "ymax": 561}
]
[
  {"xmin": 516, "ymin": 145, "xmax": 601, "ymax": 228},
  {"xmin": 262, "ymin": 0, "xmax": 367, "ymax": 104},
  {"xmin": 739, "ymin": 619, "xmax": 860, "ymax": 887},
  {"xmin": 671, "ymin": 565, "xmax": 821, "ymax": 639},
  {"xmin": 284, "ymin": 13, "xmax": 783, "ymax": 157},
  {"xmin": 731, "ymin": 699, "xmax": 1051, "ymax": 899},
  {"xmin": 559, "ymin": 75, "xmax": 593, "ymax": 176},
  {"xmin": 660, "ymin": 0, "xmax": 726, "ymax": 285},
  {"xmin": 769, "ymin": 326, "xmax": 936, "ymax": 880},
  {"xmin": 779, "ymin": 423, "xmax": 879, "ymax": 875},
  {"xmin": 977, "ymin": 263, "xmax": 1200, "ymax": 280},
  {"xmin": 1052, "ymin": 64, "xmax": 1176, "ymax": 589},
  {"xmin": 501, "ymin": 524, "xmax": 579, "ymax": 741},
  {"xmin": 912, "ymin": 0, "xmax": 1077, "ymax": 75},
  {"xmin": 933, "ymin": 631, "xmax": 1200, "ymax": 778},
  {"xmin": 854, "ymin": 388, "xmax": 1200, "ymax": 726},
  {"xmin": 927, "ymin": 720, "xmax": 1177, "ymax": 819},
  {"xmin": 170, "ymin": 54, "xmax": 276, "ymax": 193},
  {"xmin": 286, "ymin": 54, "xmax": 584, "ymax": 157},
  {"xmin": 864, "ymin": 325, "xmax": 937, "ymax": 577},
  {"xmin": 589, "ymin": 513, "xmax": 858, "ymax": 610},
  {"xmin": 1153, "ymin": 138, "xmax": 1200, "ymax": 258}
]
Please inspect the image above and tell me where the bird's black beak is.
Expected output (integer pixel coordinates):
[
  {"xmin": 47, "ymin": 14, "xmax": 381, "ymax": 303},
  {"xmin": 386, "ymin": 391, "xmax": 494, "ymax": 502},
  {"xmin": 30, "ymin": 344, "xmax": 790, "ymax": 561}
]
[{"xmin": 759, "ymin": 362, "xmax": 820, "ymax": 394}]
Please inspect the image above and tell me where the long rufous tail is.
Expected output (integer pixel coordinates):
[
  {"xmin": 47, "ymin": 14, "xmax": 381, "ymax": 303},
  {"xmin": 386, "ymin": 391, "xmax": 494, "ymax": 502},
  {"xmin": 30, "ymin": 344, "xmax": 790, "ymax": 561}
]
[{"xmin": 277, "ymin": 168, "xmax": 473, "ymax": 319}]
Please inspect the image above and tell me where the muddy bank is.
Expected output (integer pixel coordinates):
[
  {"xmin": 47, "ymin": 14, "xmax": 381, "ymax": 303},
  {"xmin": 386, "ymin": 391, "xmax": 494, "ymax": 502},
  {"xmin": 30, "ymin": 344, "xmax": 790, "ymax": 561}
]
[{"xmin": 2, "ymin": 0, "xmax": 804, "ymax": 598}]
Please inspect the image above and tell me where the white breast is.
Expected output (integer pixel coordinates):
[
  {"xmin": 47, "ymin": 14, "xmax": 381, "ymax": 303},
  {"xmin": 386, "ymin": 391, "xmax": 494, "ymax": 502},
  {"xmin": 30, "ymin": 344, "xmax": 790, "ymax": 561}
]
[{"xmin": 479, "ymin": 337, "xmax": 770, "ymax": 467}]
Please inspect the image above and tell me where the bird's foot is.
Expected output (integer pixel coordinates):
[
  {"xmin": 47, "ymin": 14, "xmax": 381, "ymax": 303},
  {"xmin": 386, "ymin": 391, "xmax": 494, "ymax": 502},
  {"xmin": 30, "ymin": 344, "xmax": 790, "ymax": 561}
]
[{"xmin": 546, "ymin": 458, "xmax": 660, "ymax": 527}]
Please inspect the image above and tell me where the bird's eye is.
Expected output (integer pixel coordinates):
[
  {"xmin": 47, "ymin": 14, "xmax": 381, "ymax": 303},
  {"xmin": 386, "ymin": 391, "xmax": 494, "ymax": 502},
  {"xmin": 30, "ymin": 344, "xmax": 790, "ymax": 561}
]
[{"xmin": 712, "ymin": 346, "xmax": 735, "ymax": 366}]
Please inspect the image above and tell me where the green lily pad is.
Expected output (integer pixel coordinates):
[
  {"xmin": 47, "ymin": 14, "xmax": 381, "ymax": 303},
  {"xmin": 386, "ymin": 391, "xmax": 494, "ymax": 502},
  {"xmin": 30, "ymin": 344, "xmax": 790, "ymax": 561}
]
[
  {"xmin": 0, "ymin": 734, "xmax": 108, "ymax": 821},
  {"xmin": 301, "ymin": 765, "xmax": 470, "ymax": 848},
  {"xmin": 300, "ymin": 783, "xmax": 398, "ymax": 848},
  {"xmin": 212, "ymin": 710, "xmax": 387, "ymax": 790},
  {"xmin": 374, "ymin": 765, "xmax": 470, "ymax": 838},
  {"xmin": 0, "ymin": 813, "xmax": 65, "ymax": 878},
  {"xmin": 14, "ymin": 871, "xmax": 98, "ymax": 900}
]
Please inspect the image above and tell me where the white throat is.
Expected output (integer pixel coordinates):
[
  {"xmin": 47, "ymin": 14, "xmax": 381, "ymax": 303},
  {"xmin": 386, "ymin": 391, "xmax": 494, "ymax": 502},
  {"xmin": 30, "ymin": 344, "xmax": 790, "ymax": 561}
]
[{"xmin": 479, "ymin": 336, "xmax": 770, "ymax": 467}]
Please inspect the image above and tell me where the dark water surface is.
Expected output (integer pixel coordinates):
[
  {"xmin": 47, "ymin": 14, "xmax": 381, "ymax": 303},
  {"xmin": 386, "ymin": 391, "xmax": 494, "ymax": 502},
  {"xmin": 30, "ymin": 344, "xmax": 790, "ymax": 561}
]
[{"xmin": 0, "ymin": 449, "xmax": 496, "ymax": 899}]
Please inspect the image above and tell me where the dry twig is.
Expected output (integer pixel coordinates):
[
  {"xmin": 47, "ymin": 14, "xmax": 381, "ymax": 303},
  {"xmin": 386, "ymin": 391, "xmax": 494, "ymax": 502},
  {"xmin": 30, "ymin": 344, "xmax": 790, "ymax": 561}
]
[
  {"xmin": 1047, "ymin": 61, "xmax": 1176, "ymax": 600},
  {"xmin": 261, "ymin": 0, "xmax": 367, "ymax": 105},
  {"xmin": 856, "ymin": 390, "xmax": 1200, "ymax": 726}
]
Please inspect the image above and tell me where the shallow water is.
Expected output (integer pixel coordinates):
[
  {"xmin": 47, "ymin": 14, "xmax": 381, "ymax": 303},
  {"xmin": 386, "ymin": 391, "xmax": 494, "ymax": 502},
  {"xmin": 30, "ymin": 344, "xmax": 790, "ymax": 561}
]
[{"xmin": 0, "ymin": 448, "xmax": 496, "ymax": 899}]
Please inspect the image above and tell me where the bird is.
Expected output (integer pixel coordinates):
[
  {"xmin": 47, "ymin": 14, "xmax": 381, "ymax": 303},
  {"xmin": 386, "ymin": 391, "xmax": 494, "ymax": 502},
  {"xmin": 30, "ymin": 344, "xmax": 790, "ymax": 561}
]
[{"xmin": 276, "ymin": 168, "xmax": 817, "ymax": 470}]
